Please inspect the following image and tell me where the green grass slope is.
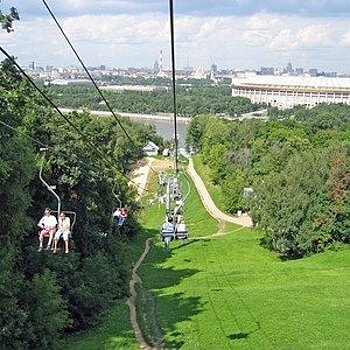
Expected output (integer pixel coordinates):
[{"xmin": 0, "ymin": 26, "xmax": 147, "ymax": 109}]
[{"xmin": 138, "ymin": 170, "xmax": 350, "ymax": 349}]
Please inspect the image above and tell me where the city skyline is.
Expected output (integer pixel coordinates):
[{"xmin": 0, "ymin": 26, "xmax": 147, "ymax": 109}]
[{"xmin": 1, "ymin": 1, "xmax": 350, "ymax": 73}]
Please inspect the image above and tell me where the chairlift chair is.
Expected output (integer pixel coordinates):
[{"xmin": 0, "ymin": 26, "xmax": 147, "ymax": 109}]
[
  {"xmin": 112, "ymin": 185, "xmax": 128, "ymax": 227},
  {"xmin": 51, "ymin": 210, "xmax": 76, "ymax": 252},
  {"xmin": 160, "ymin": 220, "xmax": 175, "ymax": 248},
  {"xmin": 38, "ymin": 148, "xmax": 77, "ymax": 253},
  {"xmin": 175, "ymin": 222, "xmax": 189, "ymax": 241}
]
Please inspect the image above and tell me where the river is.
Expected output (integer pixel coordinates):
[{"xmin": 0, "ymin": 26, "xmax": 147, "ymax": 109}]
[
  {"xmin": 59, "ymin": 108, "xmax": 190, "ymax": 148},
  {"xmin": 132, "ymin": 117, "xmax": 189, "ymax": 148}
]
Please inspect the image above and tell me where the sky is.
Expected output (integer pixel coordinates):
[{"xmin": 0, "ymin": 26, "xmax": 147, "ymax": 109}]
[{"xmin": 1, "ymin": 0, "xmax": 350, "ymax": 72}]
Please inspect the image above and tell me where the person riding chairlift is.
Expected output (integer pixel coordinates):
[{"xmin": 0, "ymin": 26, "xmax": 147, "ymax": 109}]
[
  {"xmin": 37, "ymin": 208, "xmax": 57, "ymax": 252},
  {"xmin": 113, "ymin": 207, "xmax": 128, "ymax": 226},
  {"xmin": 53, "ymin": 212, "xmax": 71, "ymax": 254}
]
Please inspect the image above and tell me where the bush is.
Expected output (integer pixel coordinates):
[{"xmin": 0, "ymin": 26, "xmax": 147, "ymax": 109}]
[
  {"xmin": 19, "ymin": 270, "xmax": 70, "ymax": 349},
  {"xmin": 66, "ymin": 253, "xmax": 118, "ymax": 331}
]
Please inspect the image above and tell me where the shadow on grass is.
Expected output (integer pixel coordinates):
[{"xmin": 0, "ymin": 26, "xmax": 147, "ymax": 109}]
[
  {"xmin": 227, "ymin": 332, "xmax": 250, "ymax": 341},
  {"xmin": 138, "ymin": 228, "xmax": 204, "ymax": 349}
]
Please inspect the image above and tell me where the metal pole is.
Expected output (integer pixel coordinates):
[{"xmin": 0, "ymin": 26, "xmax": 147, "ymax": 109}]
[
  {"xmin": 39, "ymin": 150, "xmax": 61, "ymax": 216},
  {"xmin": 169, "ymin": 0, "xmax": 178, "ymax": 173},
  {"xmin": 166, "ymin": 180, "xmax": 170, "ymax": 215}
]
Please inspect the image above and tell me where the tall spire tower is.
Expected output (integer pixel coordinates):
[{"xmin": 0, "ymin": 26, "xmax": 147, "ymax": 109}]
[{"xmin": 160, "ymin": 49, "xmax": 163, "ymax": 72}]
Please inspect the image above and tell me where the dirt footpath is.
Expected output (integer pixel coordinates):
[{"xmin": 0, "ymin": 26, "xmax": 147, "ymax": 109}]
[
  {"xmin": 187, "ymin": 158, "xmax": 253, "ymax": 227},
  {"xmin": 130, "ymin": 158, "xmax": 173, "ymax": 198}
]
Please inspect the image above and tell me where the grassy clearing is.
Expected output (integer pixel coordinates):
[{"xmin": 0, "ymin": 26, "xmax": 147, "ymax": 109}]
[
  {"xmin": 138, "ymin": 169, "xmax": 350, "ymax": 349},
  {"xmin": 192, "ymin": 154, "xmax": 227, "ymax": 213},
  {"xmin": 61, "ymin": 165, "xmax": 350, "ymax": 349},
  {"xmin": 60, "ymin": 302, "xmax": 137, "ymax": 350}
]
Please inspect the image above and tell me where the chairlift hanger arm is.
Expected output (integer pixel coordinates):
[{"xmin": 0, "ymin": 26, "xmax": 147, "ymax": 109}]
[
  {"xmin": 112, "ymin": 184, "xmax": 122, "ymax": 208},
  {"xmin": 39, "ymin": 149, "xmax": 61, "ymax": 215}
]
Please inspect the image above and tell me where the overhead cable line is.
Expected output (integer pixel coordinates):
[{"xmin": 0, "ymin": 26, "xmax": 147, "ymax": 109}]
[
  {"xmin": 41, "ymin": 0, "xmax": 138, "ymax": 147},
  {"xmin": 169, "ymin": 0, "xmax": 178, "ymax": 173},
  {"xmin": 41, "ymin": 0, "xmax": 160, "ymax": 176},
  {"xmin": 0, "ymin": 46, "xmax": 147, "ymax": 192},
  {"xmin": 0, "ymin": 119, "xmax": 49, "ymax": 148}
]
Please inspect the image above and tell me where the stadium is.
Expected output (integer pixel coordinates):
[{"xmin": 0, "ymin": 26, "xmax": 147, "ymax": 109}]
[{"xmin": 231, "ymin": 75, "xmax": 350, "ymax": 109}]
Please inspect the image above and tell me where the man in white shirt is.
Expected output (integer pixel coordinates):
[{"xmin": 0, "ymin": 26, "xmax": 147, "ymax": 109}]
[
  {"xmin": 38, "ymin": 208, "xmax": 57, "ymax": 252},
  {"xmin": 53, "ymin": 212, "xmax": 71, "ymax": 254}
]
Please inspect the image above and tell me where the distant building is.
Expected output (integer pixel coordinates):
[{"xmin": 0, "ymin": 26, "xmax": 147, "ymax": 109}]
[
  {"xmin": 308, "ymin": 68, "xmax": 318, "ymax": 77},
  {"xmin": 259, "ymin": 67, "xmax": 274, "ymax": 76},
  {"xmin": 142, "ymin": 141, "xmax": 160, "ymax": 156},
  {"xmin": 191, "ymin": 67, "xmax": 210, "ymax": 80},
  {"xmin": 153, "ymin": 60, "xmax": 160, "ymax": 74},
  {"xmin": 232, "ymin": 75, "xmax": 350, "ymax": 109},
  {"xmin": 286, "ymin": 62, "xmax": 293, "ymax": 74},
  {"xmin": 48, "ymin": 78, "xmax": 92, "ymax": 85}
]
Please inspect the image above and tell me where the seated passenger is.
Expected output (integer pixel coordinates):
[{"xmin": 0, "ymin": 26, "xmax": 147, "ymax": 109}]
[
  {"xmin": 53, "ymin": 212, "xmax": 71, "ymax": 254},
  {"xmin": 118, "ymin": 207, "xmax": 128, "ymax": 226},
  {"xmin": 37, "ymin": 208, "xmax": 57, "ymax": 252},
  {"xmin": 161, "ymin": 218, "xmax": 175, "ymax": 236},
  {"xmin": 112, "ymin": 208, "xmax": 121, "ymax": 225}
]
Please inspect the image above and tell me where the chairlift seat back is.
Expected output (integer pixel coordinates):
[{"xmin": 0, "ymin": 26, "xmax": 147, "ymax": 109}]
[
  {"xmin": 175, "ymin": 224, "xmax": 189, "ymax": 239},
  {"xmin": 161, "ymin": 222, "xmax": 175, "ymax": 238}
]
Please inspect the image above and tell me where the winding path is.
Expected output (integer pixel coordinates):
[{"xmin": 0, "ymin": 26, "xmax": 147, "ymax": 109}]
[
  {"xmin": 126, "ymin": 238, "xmax": 162, "ymax": 350},
  {"xmin": 187, "ymin": 158, "xmax": 253, "ymax": 228}
]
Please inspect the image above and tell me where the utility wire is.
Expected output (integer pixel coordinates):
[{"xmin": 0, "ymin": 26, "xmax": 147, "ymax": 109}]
[
  {"xmin": 0, "ymin": 46, "xmax": 147, "ymax": 192},
  {"xmin": 41, "ymin": 0, "xmax": 138, "ymax": 147},
  {"xmin": 0, "ymin": 119, "xmax": 49, "ymax": 148},
  {"xmin": 169, "ymin": 0, "xmax": 178, "ymax": 173},
  {"xmin": 41, "ymin": 0, "xmax": 160, "ymax": 175}
]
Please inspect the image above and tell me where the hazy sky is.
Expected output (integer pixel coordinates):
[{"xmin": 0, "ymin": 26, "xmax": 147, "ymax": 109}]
[{"xmin": 1, "ymin": 0, "xmax": 350, "ymax": 72}]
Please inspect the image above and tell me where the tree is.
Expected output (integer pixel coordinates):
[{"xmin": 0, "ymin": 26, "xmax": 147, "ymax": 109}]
[{"xmin": 0, "ymin": 3, "xmax": 19, "ymax": 32}]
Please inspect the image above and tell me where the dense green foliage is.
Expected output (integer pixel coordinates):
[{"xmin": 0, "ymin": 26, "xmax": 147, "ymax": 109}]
[
  {"xmin": 187, "ymin": 106, "xmax": 350, "ymax": 257},
  {"xmin": 0, "ymin": 59, "xmax": 162, "ymax": 348},
  {"xmin": 48, "ymin": 83, "xmax": 259, "ymax": 117}
]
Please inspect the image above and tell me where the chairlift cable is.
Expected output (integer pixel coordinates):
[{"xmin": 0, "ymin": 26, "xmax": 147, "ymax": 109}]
[
  {"xmin": 42, "ymin": 0, "xmax": 140, "ymax": 149},
  {"xmin": 42, "ymin": 0, "xmax": 161, "ymax": 175},
  {"xmin": 169, "ymin": 0, "xmax": 179, "ymax": 173},
  {"xmin": 0, "ymin": 46, "xmax": 149, "ymax": 193}
]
